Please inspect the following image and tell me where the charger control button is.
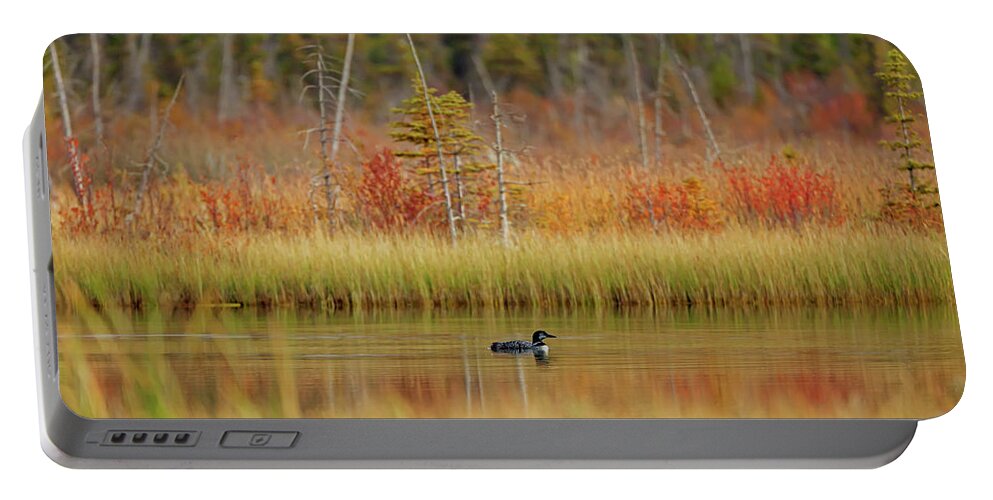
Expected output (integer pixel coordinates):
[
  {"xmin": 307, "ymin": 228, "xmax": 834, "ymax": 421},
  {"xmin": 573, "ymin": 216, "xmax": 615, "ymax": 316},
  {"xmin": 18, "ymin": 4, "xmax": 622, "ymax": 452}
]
[{"xmin": 220, "ymin": 431, "xmax": 298, "ymax": 448}]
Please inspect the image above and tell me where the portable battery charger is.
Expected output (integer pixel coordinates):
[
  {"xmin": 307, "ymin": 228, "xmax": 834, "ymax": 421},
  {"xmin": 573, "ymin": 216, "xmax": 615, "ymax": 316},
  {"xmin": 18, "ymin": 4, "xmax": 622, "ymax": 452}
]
[{"xmin": 25, "ymin": 33, "xmax": 964, "ymax": 468}]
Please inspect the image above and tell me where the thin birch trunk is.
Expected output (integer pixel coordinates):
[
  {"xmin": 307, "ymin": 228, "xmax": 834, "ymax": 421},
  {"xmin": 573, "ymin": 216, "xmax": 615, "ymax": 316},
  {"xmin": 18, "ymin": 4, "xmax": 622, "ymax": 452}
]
[
  {"xmin": 406, "ymin": 34, "xmax": 458, "ymax": 245},
  {"xmin": 49, "ymin": 43, "xmax": 89, "ymax": 211},
  {"xmin": 50, "ymin": 44, "xmax": 73, "ymax": 139},
  {"xmin": 89, "ymin": 34, "xmax": 104, "ymax": 145},
  {"xmin": 329, "ymin": 34, "xmax": 355, "ymax": 164},
  {"xmin": 491, "ymin": 91, "xmax": 511, "ymax": 247},
  {"xmin": 472, "ymin": 56, "xmax": 512, "ymax": 245},
  {"xmin": 672, "ymin": 47, "xmax": 721, "ymax": 163},
  {"xmin": 127, "ymin": 76, "xmax": 184, "ymax": 228}
]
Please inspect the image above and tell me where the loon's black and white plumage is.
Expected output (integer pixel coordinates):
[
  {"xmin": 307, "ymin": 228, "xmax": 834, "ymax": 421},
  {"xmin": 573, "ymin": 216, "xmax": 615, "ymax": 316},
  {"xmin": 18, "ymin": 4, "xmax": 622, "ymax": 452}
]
[{"xmin": 490, "ymin": 330, "xmax": 557, "ymax": 354}]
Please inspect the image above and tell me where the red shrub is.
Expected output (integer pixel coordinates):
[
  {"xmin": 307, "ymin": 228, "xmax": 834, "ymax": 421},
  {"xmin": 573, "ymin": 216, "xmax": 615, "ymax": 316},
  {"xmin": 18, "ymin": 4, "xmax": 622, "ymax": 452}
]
[
  {"xmin": 356, "ymin": 149, "xmax": 435, "ymax": 230},
  {"xmin": 723, "ymin": 156, "xmax": 842, "ymax": 228},
  {"xmin": 198, "ymin": 160, "xmax": 284, "ymax": 233}
]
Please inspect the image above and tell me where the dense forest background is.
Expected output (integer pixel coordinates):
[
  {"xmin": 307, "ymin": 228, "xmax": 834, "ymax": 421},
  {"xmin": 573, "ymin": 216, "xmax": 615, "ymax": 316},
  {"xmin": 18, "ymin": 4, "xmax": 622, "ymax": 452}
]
[{"xmin": 45, "ymin": 34, "xmax": 915, "ymax": 163}]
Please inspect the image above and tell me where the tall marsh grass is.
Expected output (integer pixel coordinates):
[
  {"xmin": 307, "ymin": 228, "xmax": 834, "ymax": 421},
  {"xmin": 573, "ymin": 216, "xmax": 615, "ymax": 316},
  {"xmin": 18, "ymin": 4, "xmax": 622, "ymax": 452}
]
[{"xmin": 54, "ymin": 228, "xmax": 955, "ymax": 311}]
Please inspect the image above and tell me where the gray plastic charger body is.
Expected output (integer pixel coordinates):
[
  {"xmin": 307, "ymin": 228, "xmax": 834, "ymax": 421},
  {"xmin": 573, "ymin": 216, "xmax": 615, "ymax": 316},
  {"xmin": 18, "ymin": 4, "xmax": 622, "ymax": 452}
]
[{"xmin": 25, "ymin": 98, "xmax": 917, "ymax": 468}]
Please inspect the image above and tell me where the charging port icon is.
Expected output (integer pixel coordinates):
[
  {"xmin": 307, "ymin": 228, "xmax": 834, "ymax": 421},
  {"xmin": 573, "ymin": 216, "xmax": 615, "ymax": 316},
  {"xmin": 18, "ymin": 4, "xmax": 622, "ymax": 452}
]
[
  {"xmin": 249, "ymin": 433, "xmax": 272, "ymax": 446},
  {"xmin": 220, "ymin": 431, "xmax": 298, "ymax": 448}
]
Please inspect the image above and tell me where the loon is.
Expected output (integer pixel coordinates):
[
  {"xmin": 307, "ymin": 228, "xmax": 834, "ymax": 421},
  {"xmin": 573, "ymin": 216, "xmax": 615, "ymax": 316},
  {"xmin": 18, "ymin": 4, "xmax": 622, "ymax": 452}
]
[{"xmin": 490, "ymin": 330, "xmax": 557, "ymax": 355}]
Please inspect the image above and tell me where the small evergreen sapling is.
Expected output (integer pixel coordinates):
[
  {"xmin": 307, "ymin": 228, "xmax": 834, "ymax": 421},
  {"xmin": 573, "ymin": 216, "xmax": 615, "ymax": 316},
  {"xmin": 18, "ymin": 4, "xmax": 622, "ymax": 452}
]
[
  {"xmin": 390, "ymin": 77, "xmax": 488, "ymax": 231},
  {"xmin": 876, "ymin": 49, "xmax": 940, "ymax": 228}
]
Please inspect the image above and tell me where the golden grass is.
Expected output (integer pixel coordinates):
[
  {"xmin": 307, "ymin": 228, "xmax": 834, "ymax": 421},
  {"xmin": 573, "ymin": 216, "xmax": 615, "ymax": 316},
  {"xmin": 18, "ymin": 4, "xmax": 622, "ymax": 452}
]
[{"xmin": 53, "ymin": 227, "xmax": 955, "ymax": 312}]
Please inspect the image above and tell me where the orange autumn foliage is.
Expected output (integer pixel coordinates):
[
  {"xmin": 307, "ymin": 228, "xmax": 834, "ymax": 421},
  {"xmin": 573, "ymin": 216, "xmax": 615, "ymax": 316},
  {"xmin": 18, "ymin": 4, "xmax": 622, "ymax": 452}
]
[{"xmin": 626, "ymin": 176, "xmax": 722, "ymax": 231}]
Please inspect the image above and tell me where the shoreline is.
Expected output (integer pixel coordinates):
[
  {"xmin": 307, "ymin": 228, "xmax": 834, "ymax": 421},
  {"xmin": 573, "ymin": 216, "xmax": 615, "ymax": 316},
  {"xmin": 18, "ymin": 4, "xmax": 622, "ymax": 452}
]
[{"xmin": 53, "ymin": 228, "xmax": 956, "ymax": 312}]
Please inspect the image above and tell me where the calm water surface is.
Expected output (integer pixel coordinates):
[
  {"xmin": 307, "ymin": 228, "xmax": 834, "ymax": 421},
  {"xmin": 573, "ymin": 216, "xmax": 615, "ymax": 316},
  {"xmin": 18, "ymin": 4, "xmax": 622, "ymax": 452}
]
[{"xmin": 57, "ymin": 306, "xmax": 965, "ymax": 419}]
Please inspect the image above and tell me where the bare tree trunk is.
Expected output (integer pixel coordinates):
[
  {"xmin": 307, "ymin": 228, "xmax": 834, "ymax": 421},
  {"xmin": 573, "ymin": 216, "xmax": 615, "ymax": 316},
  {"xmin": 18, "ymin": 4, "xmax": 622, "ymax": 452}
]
[
  {"xmin": 738, "ymin": 34, "xmax": 756, "ymax": 102},
  {"xmin": 473, "ymin": 56, "xmax": 512, "ymax": 246},
  {"xmin": 89, "ymin": 34, "xmax": 104, "ymax": 145},
  {"xmin": 218, "ymin": 34, "xmax": 238, "ymax": 122},
  {"xmin": 312, "ymin": 47, "xmax": 337, "ymax": 232},
  {"xmin": 672, "ymin": 46, "xmax": 721, "ymax": 164},
  {"xmin": 624, "ymin": 36, "xmax": 657, "ymax": 231},
  {"xmin": 406, "ymin": 34, "xmax": 458, "ymax": 245},
  {"xmin": 306, "ymin": 34, "xmax": 355, "ymax": 234},
  {"xmin": 50, "ymin": 43, "xmax": 90, "ymax": 214},
  {"xmin": 329, "ymin": 34, "xmax": 355, "ymax": 164},
  {"xmin": 654, "ymin": 35, "xmax": 667, "ymax": 167},
  {"xmin": 314, "ymin": 51, "xmax": 330, "ymax": 167},
  {"xmin": 126, "ymin": 76, "xmax": 184, "ymax": 229},
  {"xmin": 50, "ymin": 44, "xmax": 73, "ymax": 140},
  {"xmin": 491, "ymin": 91, "xmax": 511, "ymax": 247},
  {"xmin": 624, "ymin": 35, "xmax": 650, "ymax": 172}
]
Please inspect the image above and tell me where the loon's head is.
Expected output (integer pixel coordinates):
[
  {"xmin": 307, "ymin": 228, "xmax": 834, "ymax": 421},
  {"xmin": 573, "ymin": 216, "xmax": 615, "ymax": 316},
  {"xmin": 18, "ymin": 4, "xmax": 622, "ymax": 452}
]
[{"xmin": 531, "ymin": 330, "xmax": 557, "ymax": 344}]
